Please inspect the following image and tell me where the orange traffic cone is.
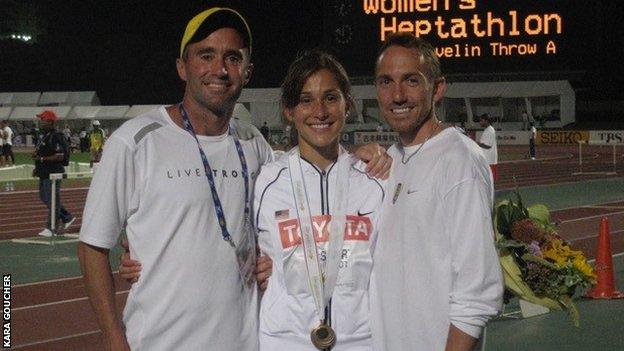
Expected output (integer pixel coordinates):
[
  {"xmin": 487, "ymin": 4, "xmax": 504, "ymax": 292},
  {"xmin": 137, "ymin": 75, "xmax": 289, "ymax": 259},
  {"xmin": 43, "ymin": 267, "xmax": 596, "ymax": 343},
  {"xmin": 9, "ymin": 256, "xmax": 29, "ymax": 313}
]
[{"xmin": 586, "ymin": 217, "xmax": 624, "ymax": 299}]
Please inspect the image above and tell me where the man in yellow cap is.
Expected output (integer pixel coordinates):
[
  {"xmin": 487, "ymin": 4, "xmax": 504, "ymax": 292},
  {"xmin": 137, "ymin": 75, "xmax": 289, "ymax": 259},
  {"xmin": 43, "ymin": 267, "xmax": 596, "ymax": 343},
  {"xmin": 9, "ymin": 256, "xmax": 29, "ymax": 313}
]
[{"xmin": 78, "ymin": 7, "xmax": 264, "ymax": 350}]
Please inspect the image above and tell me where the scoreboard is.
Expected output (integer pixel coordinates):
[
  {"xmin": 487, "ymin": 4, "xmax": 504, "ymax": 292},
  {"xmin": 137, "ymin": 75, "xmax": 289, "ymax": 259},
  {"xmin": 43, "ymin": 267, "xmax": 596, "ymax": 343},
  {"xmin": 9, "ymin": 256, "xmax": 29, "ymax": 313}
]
[{"xmin": 323, "ymin": 0, "xmax": 596, "ymax": 76}]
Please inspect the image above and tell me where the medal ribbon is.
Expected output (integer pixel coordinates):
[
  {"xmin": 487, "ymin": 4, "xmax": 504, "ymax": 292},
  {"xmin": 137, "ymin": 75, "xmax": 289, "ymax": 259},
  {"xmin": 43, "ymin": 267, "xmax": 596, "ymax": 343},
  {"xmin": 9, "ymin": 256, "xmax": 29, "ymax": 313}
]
[
  {"xmin": 179, "ymin": 104, "xmax": 250, "ymax": 247},
  {"xmin": 288, "ymin": 147, "xmax": 349, "ymax": 323}
]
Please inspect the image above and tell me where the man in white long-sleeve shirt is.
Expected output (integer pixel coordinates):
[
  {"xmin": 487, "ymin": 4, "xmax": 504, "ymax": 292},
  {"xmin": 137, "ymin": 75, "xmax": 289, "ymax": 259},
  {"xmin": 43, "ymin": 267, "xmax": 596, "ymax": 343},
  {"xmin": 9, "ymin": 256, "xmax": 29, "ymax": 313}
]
[{"xmin": 370, "ymin": 33, "xmax": 503, "ymax": 351}]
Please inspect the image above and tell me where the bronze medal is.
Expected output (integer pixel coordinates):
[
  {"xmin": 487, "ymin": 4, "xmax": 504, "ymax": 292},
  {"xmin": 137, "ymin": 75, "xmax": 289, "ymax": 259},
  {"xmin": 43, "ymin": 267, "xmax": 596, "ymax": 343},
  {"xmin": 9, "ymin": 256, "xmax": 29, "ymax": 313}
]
[{"xmin": 310, "ymin": 323, "xmax": 336, "ymax": 349}]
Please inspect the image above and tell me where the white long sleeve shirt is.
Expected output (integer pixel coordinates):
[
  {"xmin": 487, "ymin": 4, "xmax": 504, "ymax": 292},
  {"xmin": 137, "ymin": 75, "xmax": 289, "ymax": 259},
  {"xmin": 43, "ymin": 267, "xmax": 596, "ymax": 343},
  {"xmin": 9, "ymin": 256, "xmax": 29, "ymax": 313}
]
[{"xmin": 370, "ymin": 127, "xmax": 503, "ymax": 351}]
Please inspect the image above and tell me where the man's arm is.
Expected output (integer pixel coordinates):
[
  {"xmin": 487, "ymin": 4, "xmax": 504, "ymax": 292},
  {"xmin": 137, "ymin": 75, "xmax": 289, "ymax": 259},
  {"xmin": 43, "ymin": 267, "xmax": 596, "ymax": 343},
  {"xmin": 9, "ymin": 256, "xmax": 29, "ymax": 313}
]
[
  {"xmin": 78, "ymin": 242, "xmax": 130, "ymax": 351},
  {"xmin": 444, "ymin": 173, "xmax": 503, "ymax": 350},
  {"xmin": 445, "ymin": 324, "xmax": 478, "ymax": 351}
]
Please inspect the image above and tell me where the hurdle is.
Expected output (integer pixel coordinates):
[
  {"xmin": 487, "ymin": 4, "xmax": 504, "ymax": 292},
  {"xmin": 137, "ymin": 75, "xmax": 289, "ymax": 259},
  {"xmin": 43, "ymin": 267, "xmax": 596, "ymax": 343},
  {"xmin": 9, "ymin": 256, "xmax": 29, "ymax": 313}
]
[{"xmin": 572, "ymin": 140, "xmax": 618, "ymax": 175}]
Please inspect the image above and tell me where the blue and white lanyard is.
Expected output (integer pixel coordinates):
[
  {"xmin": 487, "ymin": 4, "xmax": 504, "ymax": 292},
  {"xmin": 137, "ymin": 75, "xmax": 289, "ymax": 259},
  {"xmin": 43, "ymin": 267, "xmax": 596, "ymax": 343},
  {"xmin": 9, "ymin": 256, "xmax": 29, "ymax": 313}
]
[{"xmin": 179, "ymin": 104, "xmax": 250, "ymax": 247}]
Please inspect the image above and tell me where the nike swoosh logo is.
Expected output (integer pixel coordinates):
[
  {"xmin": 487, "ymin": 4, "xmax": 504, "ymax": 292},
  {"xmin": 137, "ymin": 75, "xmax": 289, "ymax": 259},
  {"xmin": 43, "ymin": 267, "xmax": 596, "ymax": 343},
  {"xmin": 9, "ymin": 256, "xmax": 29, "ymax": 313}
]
[
  {"xmin": 357, "ymin": 210, "xmax": 374, "ymax": 216},
  {"xmin": 407, "ymin": 189, "xmax": 418, "ymax": 194}
]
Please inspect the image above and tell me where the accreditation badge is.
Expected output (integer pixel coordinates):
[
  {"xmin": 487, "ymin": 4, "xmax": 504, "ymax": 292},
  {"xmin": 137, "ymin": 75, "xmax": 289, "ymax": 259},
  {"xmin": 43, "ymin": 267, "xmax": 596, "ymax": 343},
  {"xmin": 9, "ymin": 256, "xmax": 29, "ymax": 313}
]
[{"xmin": 235, "ymin": 219, "xmax": 256, "ymax": 290}]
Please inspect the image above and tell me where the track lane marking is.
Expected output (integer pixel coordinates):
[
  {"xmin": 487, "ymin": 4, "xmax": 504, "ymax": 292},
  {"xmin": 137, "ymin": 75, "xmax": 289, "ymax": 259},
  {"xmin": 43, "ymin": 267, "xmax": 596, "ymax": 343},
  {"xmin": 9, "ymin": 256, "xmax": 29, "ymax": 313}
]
[
  {"xmin": 11, "ymin": 330, "xmax": 102, "ymax": 349},
  {"xmin": 13, "ymin": 290, "xmax": 129, "ymax": 311},
  {"xmin": 559, "ymin": 210, "xmax": 624, "ymax": 224},
  {"xmin": 568, "ymin": 229, "xmax": 624, "ymax": 242},
  {"xmin": 14, "ymin": 272, "xmax": 121, "ymax": 287}
]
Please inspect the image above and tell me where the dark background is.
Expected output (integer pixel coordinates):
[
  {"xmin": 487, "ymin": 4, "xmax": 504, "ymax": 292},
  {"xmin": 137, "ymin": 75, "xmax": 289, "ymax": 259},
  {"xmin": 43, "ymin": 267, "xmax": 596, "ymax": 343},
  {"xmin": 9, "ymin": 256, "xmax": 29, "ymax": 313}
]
[{"xmin": 1, "ymin": 0, "xmax": 623, "ymax": 106}]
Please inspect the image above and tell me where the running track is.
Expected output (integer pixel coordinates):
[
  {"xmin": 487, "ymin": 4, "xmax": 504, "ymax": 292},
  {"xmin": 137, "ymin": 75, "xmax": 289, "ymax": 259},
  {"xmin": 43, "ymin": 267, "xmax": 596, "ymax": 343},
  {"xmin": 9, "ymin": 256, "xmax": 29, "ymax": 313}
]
[{"xmin": 3, "ymin": 145, "xmax": 624, "ymax": 349}]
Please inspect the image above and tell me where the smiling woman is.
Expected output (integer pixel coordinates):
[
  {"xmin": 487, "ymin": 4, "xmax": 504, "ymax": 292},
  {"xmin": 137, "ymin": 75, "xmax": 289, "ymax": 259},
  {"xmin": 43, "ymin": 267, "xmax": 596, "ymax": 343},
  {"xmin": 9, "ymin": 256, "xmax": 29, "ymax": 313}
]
[{"xmin": 254, "ymin": 50, "xmax": 385, "ymax": 350}]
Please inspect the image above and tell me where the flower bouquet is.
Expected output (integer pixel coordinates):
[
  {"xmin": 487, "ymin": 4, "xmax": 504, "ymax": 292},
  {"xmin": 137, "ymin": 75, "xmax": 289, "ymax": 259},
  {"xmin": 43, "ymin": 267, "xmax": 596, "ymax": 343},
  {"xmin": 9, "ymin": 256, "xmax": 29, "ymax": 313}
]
[{"xmin": 494, "ymin": 192, "xmax": 597, "ymax": 326}]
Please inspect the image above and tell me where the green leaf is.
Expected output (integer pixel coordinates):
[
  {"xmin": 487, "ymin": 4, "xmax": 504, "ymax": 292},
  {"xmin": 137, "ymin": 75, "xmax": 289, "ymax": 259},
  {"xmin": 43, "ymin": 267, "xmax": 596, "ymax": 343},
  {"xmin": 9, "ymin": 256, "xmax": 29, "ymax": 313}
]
[
  {"xmin": 522, "ymin": 253, "xmax": 561, "ymax": 270},
  {"xmin": 497, "ymin": 239, "xmax": 527, "ymax": 250},
  {"xmin": 514, "ymin": 190, "xmax": 530, "ymax": 217},
  {"xmin": 528, "ymin": 204, "xmax": 551, "ymax": 226},
  {"xmin": 496, "ymin": 204, "xmax": 512, "ymax": 237},
  {"xmin": 559, "ymin": 295, "xmax": 580, "ymax": 327}
]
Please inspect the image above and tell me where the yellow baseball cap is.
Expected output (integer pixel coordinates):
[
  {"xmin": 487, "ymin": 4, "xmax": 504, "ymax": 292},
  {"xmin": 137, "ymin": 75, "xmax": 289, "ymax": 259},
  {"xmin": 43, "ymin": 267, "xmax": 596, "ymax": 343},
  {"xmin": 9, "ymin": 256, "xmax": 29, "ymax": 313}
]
[{"xmin": 180, "ymin": 7, "xmax": 252, "ymax": 58}]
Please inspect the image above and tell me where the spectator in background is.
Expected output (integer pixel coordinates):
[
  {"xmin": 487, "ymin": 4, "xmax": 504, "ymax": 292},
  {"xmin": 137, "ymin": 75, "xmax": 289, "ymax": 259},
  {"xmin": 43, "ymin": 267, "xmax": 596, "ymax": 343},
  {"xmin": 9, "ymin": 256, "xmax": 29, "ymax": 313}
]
[
  {"xmin": 63, "ymin": 124, "xmax": 72, "ymax": 143},
  {"xmin": 521, "ymin": 111, "xmax": 529, "ymax": 130},
  {"xmin": 1, "ymin": 121, "xmax": 15, "ymax": 167},
  {"xmin": 32, "ymin": 110, "xmax": 75, "ymax": 237},
  {"xmin": 260, "ymin": 121, "xmax": 270, "ymax": 140},
  {"xmin": 0, "ymin": 129, "xmax": 5, "ymax": 167},
  {"xmin": 0, "ymin": 124, "xmax": 4, "ymax": 167},
  {"xmin": 70, "ymin": 133, "xmax": 81, "ymax": 153},
  {"xmin": 31, "ymin": 126, "xmax": 41, "ymax": 146},
  {"xmin": 477, "ymin": 113, "xmax": 498, "ymax": 182},
  {"xmin": 79, "ymin": 128, "xmax": 89, "ymax": 152},
  {"xmin": 529, "ymin": 122, "xmax": 537, "ymax": 160},
  {"xmin": 376, "ymin": 122, "xmax": 384, "ymax": 133},
  {"xmin": 89, "ymin": 120, "xmax": 106, "ymax": 168}
]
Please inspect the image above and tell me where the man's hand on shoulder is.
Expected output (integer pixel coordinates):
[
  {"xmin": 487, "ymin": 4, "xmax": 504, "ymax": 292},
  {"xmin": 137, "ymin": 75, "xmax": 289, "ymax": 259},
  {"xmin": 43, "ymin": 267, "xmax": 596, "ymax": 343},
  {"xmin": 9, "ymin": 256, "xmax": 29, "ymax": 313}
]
[{"xmin": 354, "ymin": 143, "xmax": 391, "ymax": 180}]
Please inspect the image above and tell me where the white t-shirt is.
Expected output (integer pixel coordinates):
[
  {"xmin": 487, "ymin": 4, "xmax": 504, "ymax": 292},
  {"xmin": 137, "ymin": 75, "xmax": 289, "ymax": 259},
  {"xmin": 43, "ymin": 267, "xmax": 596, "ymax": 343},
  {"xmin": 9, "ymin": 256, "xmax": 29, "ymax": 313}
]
[
  {"xmin": 254, "ymin": 149, "xmax": 384, "ymax": 350},
  {"xmin": 370, "ymin": 128, "xmax": 503, "ymax": 351},
  {"xmin": 530, "ymin": 126, "xmax": 537, "ymax": 139},
  {"xmin": 1, "ymin": 126, "xmax": 12, "ymax": 145},
  {"xmin": 79, "ymin": 106, "xmax": 273, "ymax": 351},
  {"xmin": 479, "ymin": 125, "xmax": 498, "ymax": 165}
]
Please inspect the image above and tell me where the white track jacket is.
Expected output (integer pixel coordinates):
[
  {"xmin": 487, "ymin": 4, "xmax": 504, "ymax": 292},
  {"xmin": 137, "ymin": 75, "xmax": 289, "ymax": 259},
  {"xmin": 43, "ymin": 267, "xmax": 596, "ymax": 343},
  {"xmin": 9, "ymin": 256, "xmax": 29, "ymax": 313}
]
[{"xmin": 254, "ymin": 149, "xmax": 385, "ymax": 350}]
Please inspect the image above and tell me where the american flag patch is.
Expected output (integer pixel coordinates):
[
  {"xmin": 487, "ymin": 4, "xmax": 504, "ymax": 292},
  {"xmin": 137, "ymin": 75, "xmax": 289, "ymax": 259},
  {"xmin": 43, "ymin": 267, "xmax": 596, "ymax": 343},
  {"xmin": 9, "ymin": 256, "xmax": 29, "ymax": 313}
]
[{"xmin": 275, "ymin": 209, "xmax": 290, "ymax": 220}]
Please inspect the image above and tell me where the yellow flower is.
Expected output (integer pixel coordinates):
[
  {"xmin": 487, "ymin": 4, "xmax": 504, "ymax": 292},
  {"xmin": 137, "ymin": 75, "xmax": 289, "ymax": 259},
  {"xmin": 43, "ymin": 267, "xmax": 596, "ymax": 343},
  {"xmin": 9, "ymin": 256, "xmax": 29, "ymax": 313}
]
[
  {"xmin": 542, "ymin": 239, "xmax": 568, "ymax": 266},
  {"xmin": 573, "ymin": 256, "xmax": 597, "ymax": 282},
  {"xmin": 542, "ymin": 238, "xmax": 597, "ymax": 282}
]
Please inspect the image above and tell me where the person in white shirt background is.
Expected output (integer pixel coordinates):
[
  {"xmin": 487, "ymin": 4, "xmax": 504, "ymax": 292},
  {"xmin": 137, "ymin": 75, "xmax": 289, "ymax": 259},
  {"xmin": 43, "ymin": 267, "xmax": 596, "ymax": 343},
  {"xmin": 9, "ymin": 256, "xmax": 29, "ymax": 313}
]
[
  {"xmin": 2, "ymin": 120, "xmax": 16, "ymax": 167},
  {"xmin": 529, "ymin": 121, "xmax": 537, "ymax": 160},
  {"xmin": 477, "ymin": 113, "xmax": 498, "ymax": 182}
]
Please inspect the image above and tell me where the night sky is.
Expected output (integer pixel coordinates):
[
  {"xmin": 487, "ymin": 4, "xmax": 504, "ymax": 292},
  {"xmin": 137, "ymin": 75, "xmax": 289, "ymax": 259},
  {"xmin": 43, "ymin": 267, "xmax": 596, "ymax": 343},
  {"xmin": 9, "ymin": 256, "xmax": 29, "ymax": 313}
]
[{"xmin": 1, "ymin": 0, "xmax": 623, "ymax": 105}]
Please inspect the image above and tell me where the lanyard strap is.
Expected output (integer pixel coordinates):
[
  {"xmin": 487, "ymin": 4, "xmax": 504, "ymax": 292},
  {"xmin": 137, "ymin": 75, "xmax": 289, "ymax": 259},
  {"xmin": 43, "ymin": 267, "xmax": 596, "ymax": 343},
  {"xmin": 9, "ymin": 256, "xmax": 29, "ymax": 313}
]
[
  {"xmin": 179, "ymin": 104, "xmax": 250, "ymax": 247},
  {"xmin": 288, "ymin": 147, "xmax": 349, "ymax": 323}
]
